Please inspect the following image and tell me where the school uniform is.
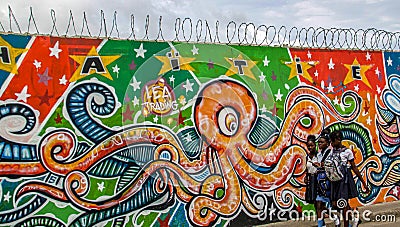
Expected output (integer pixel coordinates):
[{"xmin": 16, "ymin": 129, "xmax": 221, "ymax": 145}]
[{"xmin": 330, "ymin": 147, "xmax": 358, "ymax": 201}]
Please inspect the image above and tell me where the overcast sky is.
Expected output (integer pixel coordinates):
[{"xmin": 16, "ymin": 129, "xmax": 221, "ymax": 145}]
[{"xmin": 0, "ymin": 0, "xmax": 399, "ymax": 43}]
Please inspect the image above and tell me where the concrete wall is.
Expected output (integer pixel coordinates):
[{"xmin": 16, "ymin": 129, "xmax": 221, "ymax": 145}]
[{"xmin": 0, "ymin": 33, "xmax": 399, "ymax": 226}]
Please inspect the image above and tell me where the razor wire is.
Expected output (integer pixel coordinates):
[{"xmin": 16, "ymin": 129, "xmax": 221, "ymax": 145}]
[{"xmin": 1, "ymin": 6, "xmax": 400, "ymax": 51}]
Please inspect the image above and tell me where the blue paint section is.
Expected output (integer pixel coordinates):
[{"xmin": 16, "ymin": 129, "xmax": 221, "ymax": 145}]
[
  {"xmin": 0, "ymin": 34, "xmax": 31, "ymax": 87},
  {"xmin": 383, "ymin": 52, "xmax": 400, "ymax": 77}
]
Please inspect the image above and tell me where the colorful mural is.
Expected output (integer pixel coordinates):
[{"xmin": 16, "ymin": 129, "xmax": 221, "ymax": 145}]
[{"xmin": 0, "ymin": 33, "xmax": 400, "ymax": 226}]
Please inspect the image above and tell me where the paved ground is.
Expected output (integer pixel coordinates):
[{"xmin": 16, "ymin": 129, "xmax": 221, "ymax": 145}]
[{"xmin": 256, "ymin": 200, "xmax": 400, "ymax": 227}]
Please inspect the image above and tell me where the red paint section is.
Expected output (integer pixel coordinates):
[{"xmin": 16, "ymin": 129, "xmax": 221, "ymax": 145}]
[{"xmin": 0, "ymin": 36, "xmax": 102, "ymax": 122}]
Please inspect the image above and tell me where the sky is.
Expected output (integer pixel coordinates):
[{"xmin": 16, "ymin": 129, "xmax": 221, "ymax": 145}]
[{"xmin": 0, "ymin": 0, "xmax": 399, "ymax": 44}]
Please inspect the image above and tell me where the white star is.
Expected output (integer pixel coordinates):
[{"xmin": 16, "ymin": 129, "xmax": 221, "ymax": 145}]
[
  {"xmin": 97, "ymin": 182, "xmax": 105, "ymax": 192},
  {"xmin": 393, "ymin": 187, "xmax": 399, "ymax": 196},
  {"xmin": 333, "ymin": 96, "xmax": 340, "ymax": 105},
  {"xmin": 153, "ymin": 115, "xmax": 159, "ymax": 123},
  {"xmin": 327, "ymin": 82, "xmax": 334, "ymax": 93},
  {"xmin": 112, "ymin": 64, "xmax": 120, "ymax": 74},
  {"xmin": 49, "ymin": 41, "xmax": 62, "ymax": 59},
  {"xmin": 387, "ymin": 56, "xmax": 393, "ymax": 66},
  {"xmin": 132, "ymin": 96, "xmax": 140, "ymax": 106},
  {"xmin": 169, "ymin": 75, "xmax": 175, "ymax": 84},
  {"xmin": 263, "ymin": 56, "xmax": 270, "ymax": 66},
  {"xmin": 191, "ymin": 45, "xmax": 199, "ymax": 55},
  {"xmin": 134, "ymin": 43, "xmax": 147, "ymax": 58},
  {"xmin": 182, "ymin": 79, "xmax": 194, "ymax": 93},
  {"xmin": 375, "ymin": 67, "xmax": 380, "ymax": 77},
  {"xmin": 259, "ymin": 72, "xmax": 266, "ymax": 82},
  {"xmin": 366, "ymin": 116, "xmax": 372, "ymax": 125},
  {"xmin": 307, "ymin": 51, "xmax": 312, "ymax": 59},
  {"xmin": 185, "ymin": 133, "xmax": 192, "ymax": 142},
  {"xmin": 130, "ymin": 77, "xmax": 141, "ymax": 91},
  {"xmin": 59, "ymin": 75, "xmax": 68, "ymax": 85},
  {"xmin": 314, "ymin": 70, "xmax": 319, "ymax": 78},
  {"xmin": 33, "ymin": 59, "xmax": 41, "ymax": 70},
  {"xmin": 376, "ymin": 85, "xmax": 382, "ymax": 94},
  {"xmin": 260, "ymin": 104, "xmax": 267, "ymax": 113},
  {"xmin": 366, "ymin": 52, "xmax": 371, "ymax": 60},
  {"xmin": 15, "ymin": 85, "xmax": 31, "ymax": 102},
  {"xmin": 328, "ymin": 58, "xmax": 335, "ymax": 70},
  {"xmin": 274, "ymin": 89, "xmax": 283, "ymax": 101},
  {"xmin": 354, "ymin": 84, "xmax": 360, "ymax": 92},
  {"xmin": 3, "ymin": 191, "xmax": 11, "ymax": 202}
]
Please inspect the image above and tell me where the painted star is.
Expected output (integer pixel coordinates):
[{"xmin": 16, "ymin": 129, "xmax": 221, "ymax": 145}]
[
  {"xmin": 263, "ymin": 55, "xmax": 270, "ymax": 66},
  {"xmin": 69, "ymin": 46, "xmax": 120, "ymax": 82},
  {"xmin": 123, "ymin": 104, "xmax": 135, "ymax": 122},
  {"xmin": 132, "ymin": 96, "xmax": 140, "ymax": 106},
  {"xmin": 0, "ymin": 36, "xmax": 27, "ymax": 74},
  {"xmin": 365, "ymin": 52, "xmax": 371, "ymax": 61},
  {"xmin": 225, "ymin": 54, "xmax": 258, "ymax": 80},
  {"xmin": 207, "ymin": 60, "xmax": 214, "ymax": 69},
  {"xmin": 169, "ymin": 75, "xmax": 175, "ymax": 84},
  {"xmin": 307, "ymin": 51, "xmax": 312, "ymax": 59},
  {"xmin": 328, "ymin": 58, "xmax": 335, "ymax": 70},
  {"xmin": 129, "ymin": 60, "xmax": 137, "ymax": 70},
  {"xmin": 327, "ymin": 83, "xmax": 334, "ymax": 93},
  {"xmin": 387, "ymin": 56, "xmax": 393, "ymax": 66},
  {"xmin": 37, "ymin": 68, "xmax": 53, "ymax": 86},
  {"xmin": 49, "ymin": 41, "xmax": 62, "ymax": 59},
  {"xmin": 259, "ymin": 72, "xmax": 266, "ymax": 82},
  {"xmin": 182, "ymin": 79, "xmax": 194, "ymax": 93},
  {"xmin": 155, "ymin": 50, "xmax": 195, "ymax": 75},
  {"xmin": 59, "ymin": 75, "xmax": 68, "ymax": 85},
  {"xmin": 153, "ymin": 115, "xmax": 159, "ymax": 123},
  {"xmin": 366, "ymin": 116, "xmax": 372, "ymax": 125},
  {"xmin": 15, "ymin": 85, "xmax": 31, "ymax": 102},
  {"xmin": 185, "ymin": 133, "xmax": 193, "ymax": 142},
  {"xmin": 38, "ymin": 89, "xmax": 53, "ymax": 106},
  {"xmin": 191, "ymin": 45, "xmax": 199, "ymax": 55},
  {"xmin": 343, "ymin": 58, "xmax": 373, "ymax": 88},
  {"xmin": 314, "ymin": 70, "xmax": 319, "ymax": 78},
  {"xmin": 54, "ymin": 113, "xmax": 63, "ymax": 124},
  {"xmin": 333, "ymin": 96, "xmax": 340, "ymax": 105},
  {"xmin": 284, "ymin": 56, "xmax": 318, "ymax": 83},
  {"xmin": 112, "ymin": 64, "xmax": 120, "ymax": 78},
  {"xmin": 3, "ymin": 191, "xmax": 11, "ymax": 202},
  {"xmin": 375, "ymin": 67, "xmax": 380, "ymax": 77},
  {"xmin": 376, "ymin": 85, "xmax": 382, "ymax": 94},
  {"xmin": 97, "ymin": 182, "xmax": 105, "ymax": 192},
  {"xmin": 33, "ymin": 59, "xmax": 41, "ymax": 70},
  {"xmin": 354, "ymin": 84, "xmax": 360, "ymax": 92},
  {"xmin": 134, "ymin": 43, "xmax": 147, "ymax": 58},
  {"xmin": 130, "ymin": 77, "xmax": 141, "ymax": 91},
  {"xmin": 260, "ymin": 104, "xmax": 267, "ymax": 113},
  {"xmin": 274, "ymin": 89, "xmax": 283, "ymax": 101}
]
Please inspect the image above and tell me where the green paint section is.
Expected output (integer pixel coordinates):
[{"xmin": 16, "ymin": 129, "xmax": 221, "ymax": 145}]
[{"xmin": 35, "ymin": 201, "xmax": 80, "ymax": 224}]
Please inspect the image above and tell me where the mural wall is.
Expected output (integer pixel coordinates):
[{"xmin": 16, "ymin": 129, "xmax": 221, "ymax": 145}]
[{"xmin": 0, "ymin": 33, "xmax": 399, "ymax": 226}]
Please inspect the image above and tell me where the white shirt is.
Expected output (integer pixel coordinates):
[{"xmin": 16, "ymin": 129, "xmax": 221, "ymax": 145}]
[
  {"xmin": 339, "ymin": 148, "xmax": 354, "ymax": 168},
  {"xmin": 306, "ymin": 155, "xmax": 318, "ymax": 174}
]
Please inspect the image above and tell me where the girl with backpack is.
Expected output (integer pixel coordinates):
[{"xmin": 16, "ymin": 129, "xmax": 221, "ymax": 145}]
[
  {"xmin": 328, "ymin": 130, "xmax": 370, "ymax": 227},
  {"xmin": 314, "ymin": 131, "xmax": 340, "ymax": 227}
]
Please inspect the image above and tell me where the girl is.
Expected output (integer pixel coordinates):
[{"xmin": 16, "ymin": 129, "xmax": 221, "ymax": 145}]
[
  {"xmin": 305, "ymin": 135, "xmax": 318, "ymax": 206},
  {"xmin": 329, "ymin": 130, "xmax": 370, "ymax": 227}
]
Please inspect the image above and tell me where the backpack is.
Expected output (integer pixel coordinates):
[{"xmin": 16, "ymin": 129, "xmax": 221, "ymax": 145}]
[
  {"xmin": 316, "ymin": 149, "xmax": 331, "ymax": 197},
  {"xmin": 324, "ymin": 147, "xmax": 347, "ymax": 182}
]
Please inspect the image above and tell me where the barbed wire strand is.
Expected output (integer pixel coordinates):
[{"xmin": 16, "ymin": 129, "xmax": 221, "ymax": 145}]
[
  {"xmin": 27, "ymin": 7, "xmax": 39, "ymax": 34},
  {"xmin": 1, "ymin": 6, "xmax": 400, "ymax": 51},
  {"xmin": 65, "ymin": 10, "xmax": 78, "ymax": 37}
]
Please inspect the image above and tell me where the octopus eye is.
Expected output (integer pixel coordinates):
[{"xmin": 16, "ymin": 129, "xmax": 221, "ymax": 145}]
[{"xmin": 218, "ymin": 107, "xmax": 239, "ymax": 136}]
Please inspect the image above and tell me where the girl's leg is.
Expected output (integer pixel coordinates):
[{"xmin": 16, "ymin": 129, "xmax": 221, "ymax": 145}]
[{"xmin": 316, "ymin": 201, "xmax": 326, "ymax": 227}]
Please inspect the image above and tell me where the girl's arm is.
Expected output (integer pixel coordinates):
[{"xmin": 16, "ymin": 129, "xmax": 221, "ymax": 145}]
[{"xmin": 350, "ymin": 160, "xmax": 370, "ymax": 193}]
